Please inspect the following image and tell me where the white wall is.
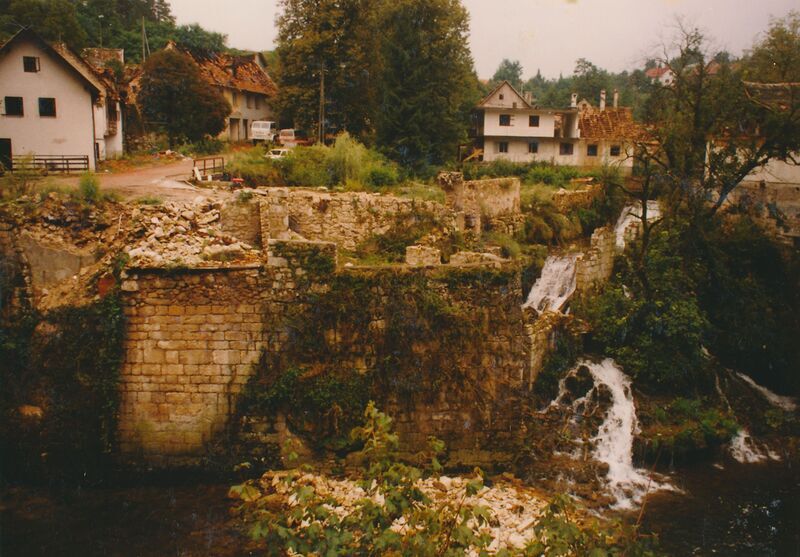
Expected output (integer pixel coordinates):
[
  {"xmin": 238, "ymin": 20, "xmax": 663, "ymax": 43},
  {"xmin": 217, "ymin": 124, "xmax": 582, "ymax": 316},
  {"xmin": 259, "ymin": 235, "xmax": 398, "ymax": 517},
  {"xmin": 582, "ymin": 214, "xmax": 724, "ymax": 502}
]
[
  {"xmin": 484, "ymin": 138, "xmax": 633, "ymax": 171},
  {"xmin": 483, "ymin": 108, "xmax": 557, "ymax": 138},
  {"xmin": 0, "ymin": 38, "xmax": 96, "ymax": 169}
]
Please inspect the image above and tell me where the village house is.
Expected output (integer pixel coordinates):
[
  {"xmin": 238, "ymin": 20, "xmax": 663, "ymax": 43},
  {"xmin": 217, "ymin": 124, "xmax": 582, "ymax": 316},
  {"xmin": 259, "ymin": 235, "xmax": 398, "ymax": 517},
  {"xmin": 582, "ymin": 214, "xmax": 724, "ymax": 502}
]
[
  {"xmin": 472, "ymin": 81, "xmax": 639, "ymax": 173},
  {"xmin": 0, "ymin": 29, "xmax": 124, "ymax": 172},
  {"xmin": 163, "ymin": 42, "xmax": 277, "ymax": 142}
]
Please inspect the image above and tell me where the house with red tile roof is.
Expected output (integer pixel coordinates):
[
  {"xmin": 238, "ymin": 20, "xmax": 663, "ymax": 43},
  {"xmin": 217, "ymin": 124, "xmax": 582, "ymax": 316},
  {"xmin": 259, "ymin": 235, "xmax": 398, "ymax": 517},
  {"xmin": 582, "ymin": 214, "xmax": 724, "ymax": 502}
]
[{"xmin": 471, "ymin": 81, "xmax": 640, "ymax": 173}]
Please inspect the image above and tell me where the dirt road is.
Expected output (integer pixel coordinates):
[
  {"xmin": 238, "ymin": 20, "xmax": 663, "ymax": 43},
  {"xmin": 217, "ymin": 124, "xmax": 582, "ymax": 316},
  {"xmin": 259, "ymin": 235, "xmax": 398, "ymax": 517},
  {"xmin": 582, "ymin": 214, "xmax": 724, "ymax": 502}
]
[{"xmin": 52, "ymin": 159, "xmax": 232, "ymax": 203}]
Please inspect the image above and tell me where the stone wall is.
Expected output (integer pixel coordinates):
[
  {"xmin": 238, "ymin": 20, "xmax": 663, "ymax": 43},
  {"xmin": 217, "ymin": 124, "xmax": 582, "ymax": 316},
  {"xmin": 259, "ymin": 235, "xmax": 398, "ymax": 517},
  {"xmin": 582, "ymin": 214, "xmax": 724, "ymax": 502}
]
[
  {"xmin": 260, "ymin": 188, "xmax": 452, "ymax": 251},
  {"xmin": 219, "ymin": 200, "xmax": 262, "ymax": 247},
  {"xmin": 552, "ymin": 183, "xmax": 603, "ymax": 212},
  {"xmin": 575, "ymin": 226, "xmax": 616, "ymax": 293},
  {"xmin": 118, "ymin": 240, "xmax": 336, "ymax": 464},
  {"xmin": 439, "ymin": 172, "xmax": 522, "ymax": 236},
  {"xmin": 0, "ymin": 222, "xmax": 32, "ymax": 316},
  {"xmin": 118, "ymin": 247, "xmax": 530, "ymax": 467}
]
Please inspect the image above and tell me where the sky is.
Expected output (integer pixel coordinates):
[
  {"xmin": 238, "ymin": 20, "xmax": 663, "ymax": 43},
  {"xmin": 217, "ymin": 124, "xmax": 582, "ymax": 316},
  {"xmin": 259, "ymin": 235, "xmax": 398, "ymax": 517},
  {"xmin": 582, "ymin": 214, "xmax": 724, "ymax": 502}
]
[{"xmin": 168, "ymin": 0, "xmax": 798, "ymax": 79}]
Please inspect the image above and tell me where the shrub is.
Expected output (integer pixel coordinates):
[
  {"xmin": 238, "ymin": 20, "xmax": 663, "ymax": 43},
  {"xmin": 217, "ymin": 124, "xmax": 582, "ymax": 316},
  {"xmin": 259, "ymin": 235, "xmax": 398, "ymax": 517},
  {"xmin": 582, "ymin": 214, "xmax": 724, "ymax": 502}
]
[{"xmin": 78, "ymin": 172, "xmax": 100, "ymax": 203}]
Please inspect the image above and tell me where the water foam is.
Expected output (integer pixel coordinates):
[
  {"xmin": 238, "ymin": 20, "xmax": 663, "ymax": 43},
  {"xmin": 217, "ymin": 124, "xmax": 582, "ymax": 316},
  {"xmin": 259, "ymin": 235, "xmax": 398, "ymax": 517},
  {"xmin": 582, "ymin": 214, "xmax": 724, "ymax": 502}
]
[
  {"xmin": 614, "ymin": 201, "xmax": 661, "ymax": 252},
  {"xmin": 522, "ymin": 254, "xmax": 578, "ymax": 313},
  {"xmin": 556, "ymin": 359, "xmax": 674, "ymax": 509}
]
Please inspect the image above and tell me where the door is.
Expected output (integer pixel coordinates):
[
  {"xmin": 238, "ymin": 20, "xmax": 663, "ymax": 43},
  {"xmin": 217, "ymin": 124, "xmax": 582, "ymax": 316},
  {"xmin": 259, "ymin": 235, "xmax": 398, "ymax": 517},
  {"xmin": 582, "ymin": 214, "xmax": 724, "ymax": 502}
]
[{"xmin": 0, "ymin": 139, "xmax": 11, "ymax": 172}]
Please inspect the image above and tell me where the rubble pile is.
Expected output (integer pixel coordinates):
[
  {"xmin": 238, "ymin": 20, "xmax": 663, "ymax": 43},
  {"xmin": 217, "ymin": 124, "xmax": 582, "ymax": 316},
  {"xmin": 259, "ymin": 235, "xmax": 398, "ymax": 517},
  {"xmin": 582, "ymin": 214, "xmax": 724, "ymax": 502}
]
[
  {"xmin": 126, "ymin": 196, "xmax": 257, "ymax": 267},
  {"xmin": 256, "ymin": 471, "xmax": 547, "ymax": 552}
]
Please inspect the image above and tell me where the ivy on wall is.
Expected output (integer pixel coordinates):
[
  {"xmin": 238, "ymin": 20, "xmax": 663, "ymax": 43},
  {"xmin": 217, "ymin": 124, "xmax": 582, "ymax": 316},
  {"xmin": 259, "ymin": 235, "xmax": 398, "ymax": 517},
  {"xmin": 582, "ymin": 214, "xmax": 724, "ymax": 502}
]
[
  {"xmin": 0, "ymin": 293, "xmax": 125, "ymax": 482},
  {"xmin": 240, "ymin": 266, "xmax": 520, "ymax": 450}
]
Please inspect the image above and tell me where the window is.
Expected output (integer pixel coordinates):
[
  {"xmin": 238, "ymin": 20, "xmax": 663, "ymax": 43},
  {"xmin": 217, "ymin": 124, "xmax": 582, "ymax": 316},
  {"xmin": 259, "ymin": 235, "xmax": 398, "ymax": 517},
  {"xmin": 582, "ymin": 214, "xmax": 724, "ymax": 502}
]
[
  {"xmin": 498, "ymin": 141, "xmax": 509, "ymax": 153},
  {"xmin": 559, "ymin": 142, "xmax": 574, "ymax": 155},
  {"xmin": 3, "ymin": 97, "xmax": 23, "ymax": 116},
  {"xmin": 23, "ymin": 56, "xmax": 40, "ymax": 72},
  {"xmin": 610, "ymin": 145, "xmax": 621, "ymax": 156},
  {"xmin": 499, "ymin": 114, "xmax": 511, "ymax": 126},
  {"xmin": 255, "ymin": 96, "xmax": 261, "ymax": 110},
  {"xmin": 246, "ymin": 94, "xmax": 253, "ymax": 109},
  {"xmin": 529, "ymin": 115, "xmax": 540, "ymax": 127},
  {"xmin": 528, "ymin": 141, "xmax": 538, "ymax": 154},
  {"xmin": 587, "ymin": 144, "xmax": 598, "ymax": 157},
  {"xmin": 231, "ymin": 92, "xmax": 238, "ymax": 107},
  {"xmin": 499, "ymin": 93, "xmax": 504, "ymax": 100},
  {"xmin": 39, "ymin": 97, "xmax": 56, "ymax": 117}
]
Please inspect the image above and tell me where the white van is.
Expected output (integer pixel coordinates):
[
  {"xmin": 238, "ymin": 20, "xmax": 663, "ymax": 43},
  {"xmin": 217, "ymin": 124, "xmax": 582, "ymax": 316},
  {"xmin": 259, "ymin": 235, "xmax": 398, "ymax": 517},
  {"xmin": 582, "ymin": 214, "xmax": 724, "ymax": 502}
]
[{"xmin": 251, "ymin": 121, "xmax": 277, "ymax": 143}]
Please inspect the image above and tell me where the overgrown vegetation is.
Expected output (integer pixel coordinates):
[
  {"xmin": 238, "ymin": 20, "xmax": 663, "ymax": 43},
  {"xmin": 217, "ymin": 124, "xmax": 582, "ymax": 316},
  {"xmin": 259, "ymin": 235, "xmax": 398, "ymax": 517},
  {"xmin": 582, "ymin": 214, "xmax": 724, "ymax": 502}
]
[
  {"xmin": 228, "ymin": 135, "xmax": 400, "ymax": 189},
  {"xmin": 0, "ymin": 293, "xmax": 126, "ymax": 483},
  {"xmin": 239, "ymin": 268, "xmax": 510, "ymax": 449},
  {"xmin": 230, "ymin": 402, "xmax": 661, "ymax": 556}
]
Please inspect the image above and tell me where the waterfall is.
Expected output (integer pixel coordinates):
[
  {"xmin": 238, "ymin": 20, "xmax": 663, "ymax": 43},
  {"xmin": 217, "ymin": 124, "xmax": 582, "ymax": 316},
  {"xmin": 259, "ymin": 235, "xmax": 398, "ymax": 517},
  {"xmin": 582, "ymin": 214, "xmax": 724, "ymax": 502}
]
[
  {"xmin": 522, "ymin": 254, "xmax": 579, "ymax": 314},
  {"xmin": 735, "ymin": 372, "xmax": 797, "ymax": 412},
  {"xmin": 726, "ymin": 373, "xmax": 794, "ymax": 463},
  {"xmin": 729, "ymin": 430, "xmax": 781, "ymax": 463},
  {"xmin": 555, "ymin": 359, "xmax": 673, "ymax": 510},
  {"xmin": 614, "ymin": 201, "xmax": 661, "ymax": 251}
]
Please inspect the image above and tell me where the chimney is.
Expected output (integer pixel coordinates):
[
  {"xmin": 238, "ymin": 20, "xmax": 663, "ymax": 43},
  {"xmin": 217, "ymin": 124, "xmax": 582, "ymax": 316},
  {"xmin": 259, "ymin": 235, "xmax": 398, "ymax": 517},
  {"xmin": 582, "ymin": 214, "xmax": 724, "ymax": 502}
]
[
  {"xmin": 570, "ymin": 92, "xmax": 577, "ymax": 108},
  {"xmin": 613, "ymin": 89, "xmax": 619, "ymax": 108},
  {"xmin": 523, "ymin": 91, "xmax": 532, "ymax": 104},
  {"xmin": 599, "ymin": 89, "xmax": 606, "ymax": 111}
]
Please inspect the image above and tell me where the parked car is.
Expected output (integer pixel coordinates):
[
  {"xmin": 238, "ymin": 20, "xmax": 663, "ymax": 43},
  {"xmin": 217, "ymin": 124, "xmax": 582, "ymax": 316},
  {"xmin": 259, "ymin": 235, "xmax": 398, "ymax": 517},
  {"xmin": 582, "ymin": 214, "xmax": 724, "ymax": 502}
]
[
  {"xmin": 251, "ymin": 121, "xmax": 277, "ymax": 143},
  {"xmin": 266, "ymin": 148, "xmax": 290, "ymax": 159},
  {"xmin": 277, "ymin": 128, "xmax": 312, "ymax": 148}
]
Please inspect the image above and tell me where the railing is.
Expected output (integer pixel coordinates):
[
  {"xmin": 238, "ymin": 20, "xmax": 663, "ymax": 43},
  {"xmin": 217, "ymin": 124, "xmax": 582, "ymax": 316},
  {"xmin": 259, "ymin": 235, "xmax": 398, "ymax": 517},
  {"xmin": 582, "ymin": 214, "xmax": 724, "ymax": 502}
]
[
  {"xmin": 193, "ymin": 156, "xmax": 225, "ymax": 180},
  {"xmin": 12, "ymin": 155, "xmax": 89, "ymax": 173}
]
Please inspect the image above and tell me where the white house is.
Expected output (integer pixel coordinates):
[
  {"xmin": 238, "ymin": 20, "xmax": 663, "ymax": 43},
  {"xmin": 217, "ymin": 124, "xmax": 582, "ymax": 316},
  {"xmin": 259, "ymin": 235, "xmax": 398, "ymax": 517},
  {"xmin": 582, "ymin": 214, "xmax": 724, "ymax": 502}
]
[
  {"xmin": 0, "ymin": 29, "xmax": 123, "ymax": 172},
  {"xmin": 473, "ymin": 81, "xmax": 639, "ymax": 173}
]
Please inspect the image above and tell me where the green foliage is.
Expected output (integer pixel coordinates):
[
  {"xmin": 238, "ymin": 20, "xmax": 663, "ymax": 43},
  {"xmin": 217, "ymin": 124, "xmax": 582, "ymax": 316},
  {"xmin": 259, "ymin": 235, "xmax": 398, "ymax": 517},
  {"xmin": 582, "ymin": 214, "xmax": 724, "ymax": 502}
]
[
  {"xmin": 687, "ymin": 216, "xmax": 800, "ymax": 395},
  {"xmin": 483, "ymin": 232, "xmax": 522, "ymax": 259},
  {"xmin": 239, "ymin": 269, "xmax": 503, "ymax": 448},
  {"xmin": 742, "ymin": 11, "xmax": 800, "ymax": 82},
  {"xmin": 0, "ymin": 294, "xmax": 125, "ymax": 481},
  {"xmin": 533, "ymin": 328, "xmax": 583, "ymax": 406},
  {"xmin": 527, "ymin": 494, "xmax": 661, "ymax": 556},
  {"xmin": 576, "ymin": 226, "xmax": 709, "ymax": 393},
  {"xmin": 355, "ymin": 210, "xmax": 440, "ymax": 263},
  {"xmin": 138, "ymin": 49, "xmax": 231, "ymax": 147},
  {"xmin": 490, "ymin": 58, "xmax": 524, "ymax": 91},
  {"xmin": 641, "ymin": 397, "xmax": 739, "ymax": 458},
  {"xmin": 176, "ymin": 137, "xmax": 225, "ymax": 157},
  {"xmin": 275, "ymin": 0, "xmax": 382, "ymax": 140},
  {"xmin": 375, "ymin": 0, "xmax": 481, "ymax": 171},
  {"xmin": 228, "ymin": 136, "xmax": 400, "ymax": 189},
  {"xmin": 231, "ymin": 404, "xmax": 659, "ymax": 556},
  {"xmin": 78, "ymin": 172, "xmax": 100, "ymax": 203},
  {"xmin": 6, "ymin": 0, "xmax": 88, "ymax": 48}
]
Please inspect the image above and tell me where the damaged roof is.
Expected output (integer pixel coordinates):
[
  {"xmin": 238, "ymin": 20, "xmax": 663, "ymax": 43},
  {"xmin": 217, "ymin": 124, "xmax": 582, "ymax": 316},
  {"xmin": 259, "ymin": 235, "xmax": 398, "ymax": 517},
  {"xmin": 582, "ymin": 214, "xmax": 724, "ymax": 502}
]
[
  {"xmin": 166, "ymin": 42, "xmax": 277, "ymax": 97},
  {"xmin": 578, "ymin": 106, "xmax": 645, "ymax": 141}
]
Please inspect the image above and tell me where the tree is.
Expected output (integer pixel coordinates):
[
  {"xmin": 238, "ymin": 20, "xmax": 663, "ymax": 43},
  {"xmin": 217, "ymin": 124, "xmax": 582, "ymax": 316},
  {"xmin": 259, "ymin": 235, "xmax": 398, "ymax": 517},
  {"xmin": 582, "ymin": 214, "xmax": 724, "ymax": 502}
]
[
  {"xmin": 491, "ymin": 58, "xmax": 524, "ymax": 91},
  {"xmin": 743, "ymin": 11, "xmax": 800, "ymax": 82},
  {"xmin": 6, "ymin": 0, "xmax": 87, "ymax": 48},
  {"xmin": 138, "ymin": 49, "xmax": 230, "ymax": 147},
  {"xmin": 376, "ymin": 0, "xmax": 480, "ymax": 171},
  {"xmin": 171, "ymin": 23, "xmax": 227, "ymax": 54},
  {"xmin": 274, "ymin": 0, "xmax": 382, "ymax": 140},
  {"xmin": 572, "ymin": 58, "xmax": 611, "ymax": 104}
]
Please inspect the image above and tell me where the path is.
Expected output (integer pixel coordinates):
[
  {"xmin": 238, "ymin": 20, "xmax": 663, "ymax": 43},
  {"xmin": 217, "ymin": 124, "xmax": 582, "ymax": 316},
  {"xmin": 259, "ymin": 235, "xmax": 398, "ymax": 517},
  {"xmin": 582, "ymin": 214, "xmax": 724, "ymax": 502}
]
[{"xmin": 51, "ymin": 159, "xmax": 232, "ymax": 203}]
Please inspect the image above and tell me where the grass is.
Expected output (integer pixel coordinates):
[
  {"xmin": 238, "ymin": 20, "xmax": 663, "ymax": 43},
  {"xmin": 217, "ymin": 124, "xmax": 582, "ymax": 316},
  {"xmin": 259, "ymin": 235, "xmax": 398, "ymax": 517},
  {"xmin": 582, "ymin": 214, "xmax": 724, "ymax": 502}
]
[{"xmin": 135, "ymin": 195, "xmax": 163, "ymax": 205}]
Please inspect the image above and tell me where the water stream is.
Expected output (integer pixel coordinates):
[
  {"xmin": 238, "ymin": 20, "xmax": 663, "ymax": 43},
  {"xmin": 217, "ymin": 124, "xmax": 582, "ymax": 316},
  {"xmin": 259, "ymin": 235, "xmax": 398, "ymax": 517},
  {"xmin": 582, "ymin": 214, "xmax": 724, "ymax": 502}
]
[
  {"xmin": 522, "ymin": 254, "xmax": 579, "ymax": 313},
  {"xmin": 614, "ymin": 201, "xmax": 661, "ymax": 251},
  {"xmin": 555, "ymin": 359, "xmax": 674, "ymax": 510}
]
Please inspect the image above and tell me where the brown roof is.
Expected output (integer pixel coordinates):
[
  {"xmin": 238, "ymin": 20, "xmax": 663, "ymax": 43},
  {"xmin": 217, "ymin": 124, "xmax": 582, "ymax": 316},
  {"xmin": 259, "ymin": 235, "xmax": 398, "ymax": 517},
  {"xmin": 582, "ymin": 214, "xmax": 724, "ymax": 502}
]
[
  {"xmin": 82, "ymin": 47, "xmax": 124, "ymax": 70},
  {"xmin": 645, "ymin": 67, "xmax": 670, "ymax": 79},
  {"xmin": 578, "ymin": 106, "xmax": 644, "ymax": 141},
  {"xmin": 167, "ymin": 42, "xmax": 277, "ymax": 97}
]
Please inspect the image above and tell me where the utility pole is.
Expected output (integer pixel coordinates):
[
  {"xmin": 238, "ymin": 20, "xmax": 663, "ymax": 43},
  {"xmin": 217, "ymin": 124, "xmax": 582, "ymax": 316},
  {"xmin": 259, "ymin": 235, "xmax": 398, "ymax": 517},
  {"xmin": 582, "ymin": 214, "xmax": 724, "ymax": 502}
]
[
  {"xmin": 318, "ymin": 63, "xmax": 325, "ymax": 145},
  {"xmin": 141, "ymin": 17, "xmax": 146, "ymax": 62}
]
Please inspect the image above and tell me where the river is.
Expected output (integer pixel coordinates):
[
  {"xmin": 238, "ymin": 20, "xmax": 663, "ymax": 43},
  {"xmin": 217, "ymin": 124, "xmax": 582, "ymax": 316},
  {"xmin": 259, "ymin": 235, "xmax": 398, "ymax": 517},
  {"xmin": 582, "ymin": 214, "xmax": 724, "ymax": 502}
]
[{"xmin": 639, "ymin": 460, "xmax": 800, "ymax": 556}]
